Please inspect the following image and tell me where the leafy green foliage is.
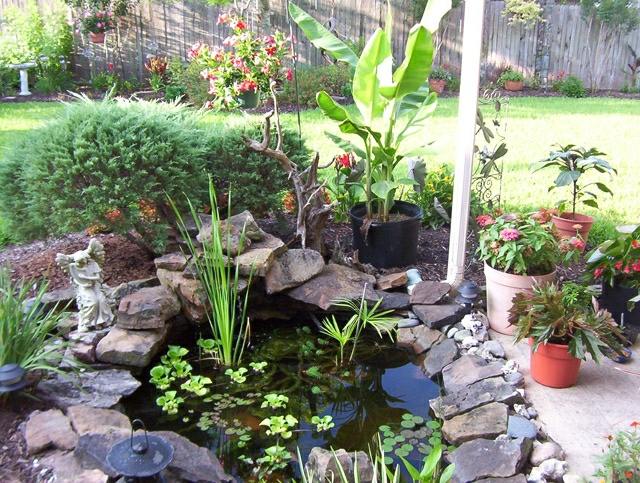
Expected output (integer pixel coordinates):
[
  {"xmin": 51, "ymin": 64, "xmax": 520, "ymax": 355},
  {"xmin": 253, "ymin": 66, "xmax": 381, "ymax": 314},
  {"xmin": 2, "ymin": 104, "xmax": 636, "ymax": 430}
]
[
  {"xmin": 0, "ymin": 96, "xmax": 209, "ymax": 252},
  {"xmin": 280, "ymin": 64, "xmax": 353, "ymax": 108},
  {"xmin": 594, "ymin": 421, "xmax": 640, "ymax": 481},
  {"xmin": 0, "ymin": 268, "xmax": 65, "ymax": 371},
  {"xmin": 310, "ymin": 415, "xmax": 335, "ymax": 432},
  {"xmin": 225, "ymin": 367, "xmax": 249, "ymax": 383},
  {"xmin": 581, "ymin": 0, "xmax": 639, "ymax": 31},
  {"xmin": 502, "ymin": 0, "xmax": 544, "ymax": 25},
  {"xmin": 558, "ymin": 75, "xmax": 587, "ymax": 98},
  {"xmin": 534, "ymin": 144, "xmax": 616, "ymax": 217},
  {"xmin": 203, "ymin": 121, "xmax": 310, "ymax": 216},
  {"xmin": 260, "ymin": 414, "xmax": 298, "ymax": 439},
  {"xmin": 261, "ymin": 393, "xmax": 289, "ymax": 409},
  {"xmin": 409, "ymin": 164, "xmax": 454, "ymax": 228},
  {"xmin": 497, "ymin": 67, "xmax": 525, "ymax": 86},
  {"xmin": 509, "ymin": 282, "xmax": 627, "ymax": 361}
]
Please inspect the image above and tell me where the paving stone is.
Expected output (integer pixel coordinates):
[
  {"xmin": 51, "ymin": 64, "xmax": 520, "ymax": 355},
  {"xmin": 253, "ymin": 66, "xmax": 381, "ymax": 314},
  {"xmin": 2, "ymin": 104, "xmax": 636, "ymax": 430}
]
[
  {"xmin": 442, "ymin": 355, "xmax": 505, "ymax": 394},
  {"xmin": 117, "ymin": 286, "xmax": 180, "ymax": 330},
  {"xmin": 376, "ymin": 272, "xmax": 408, "ymax": 291},
  {"xmin": 507, "ymin": 415, "xmax": 538, "ymax": 439},
  {"xmin": 412, "ymin": 304, "xmax": 465, "ymax": 329},
  {"xmin": 96, "ymin": 325, "xmax": 169, "ymax": 367},
  {"xmin": 25, "ymin": 409, "xmax": 78, "ymax": 454},
  {"xmin": 154, "ymin": 252, "xmax": 189, "ymax": 271},
  {"xmin": 265, "ymin": 248, "xmax": 325, "ymax": 294},
  {"xmin": 442, "ymin": 402, "xmax": 509, "ymax": 445},
  {"xmin": 409, "ymin": 281, "xmax": 451, "ymax": 305},
  {"xmin": 430, "ymin": 376, "xmax": 523, "ymax": 420},
  {"xmin": 423, "ymin": 338, "xmax": 459, "ymax": 377},
  {"xmin": 450, "ymin": 437, "xmax": 532, "ymax": 482}
]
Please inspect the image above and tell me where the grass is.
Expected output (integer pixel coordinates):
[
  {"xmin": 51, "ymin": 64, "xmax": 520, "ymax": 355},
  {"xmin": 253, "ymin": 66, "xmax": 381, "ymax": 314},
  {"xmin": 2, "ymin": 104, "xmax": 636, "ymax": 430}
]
[{"xmin": 1, "ymin": 96, "xmax": 638, "ymax": 247}]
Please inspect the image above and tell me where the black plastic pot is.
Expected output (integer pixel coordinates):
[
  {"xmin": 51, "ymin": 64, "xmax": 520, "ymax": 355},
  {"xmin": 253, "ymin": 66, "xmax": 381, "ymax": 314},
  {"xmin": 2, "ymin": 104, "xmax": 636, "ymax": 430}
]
[
  {"xmin": 349, "ymin": 201, "xmax": 423, "ymax": 269},
  {"xmin": 599, "ymin": 282, "xmax": 640, "ymax": 344}
]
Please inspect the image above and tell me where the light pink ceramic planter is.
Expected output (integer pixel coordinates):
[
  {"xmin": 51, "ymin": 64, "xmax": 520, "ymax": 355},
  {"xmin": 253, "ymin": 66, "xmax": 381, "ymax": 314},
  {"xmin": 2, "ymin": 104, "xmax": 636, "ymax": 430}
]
[{"xmin": 484, "ymin": 263, "xmax": 556, "ymax": 335}]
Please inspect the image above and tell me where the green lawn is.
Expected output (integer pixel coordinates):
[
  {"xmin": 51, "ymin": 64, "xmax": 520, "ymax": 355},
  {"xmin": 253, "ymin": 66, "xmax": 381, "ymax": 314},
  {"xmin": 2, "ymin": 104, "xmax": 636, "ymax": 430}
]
[{"xmin": 1, "ymin": 96, "xmax": 639, "ymax": 246}]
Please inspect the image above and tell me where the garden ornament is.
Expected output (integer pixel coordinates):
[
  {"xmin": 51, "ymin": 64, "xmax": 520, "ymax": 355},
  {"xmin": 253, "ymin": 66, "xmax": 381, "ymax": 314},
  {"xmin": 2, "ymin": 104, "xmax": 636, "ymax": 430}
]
[
  {"xmin": 0, "ymin": 364, "xmax": 29, "ymax": 394},
  {"xmin": 405, "ymin": 269, "xmax": 423, "ymax": 294},
  {"xmin": 55, "ymin": 238, "xmax": 114, "ymax": 332}
]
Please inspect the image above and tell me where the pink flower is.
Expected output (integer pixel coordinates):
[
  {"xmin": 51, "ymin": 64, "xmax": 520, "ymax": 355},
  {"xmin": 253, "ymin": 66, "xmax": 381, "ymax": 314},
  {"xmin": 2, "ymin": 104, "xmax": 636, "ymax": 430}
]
[
  {"xmin": 96, "ymin": 11, "xmax": 103, "ymax": 17},
  {"xmin": 232, "ymin": 57, "xmax": 245, "ymax": 69},
  {"xmin": 476, "ymin": 214, "xmax": 495, "ymax": 228},
  {"xmin": 187, "ymin": 42, "xmax": 203, "ymax": 60},
  {"xmin": 594, "ymin": 266, "xmax": 604, "ymax": 278},
  {"xmin": 615, "ymin": 261, "xmax": 623, "ymax": 270},
  {"xmin": 632, "ymin": 240, "xmax": 640, "ymax": 249},
  {"xmin": 632, "ymin": 260, "xmax": 640, "ymax": 272},
  {"xmin": 237, "ymin": 79, "xmax": 257, "ymax": 93},
  {"xmin": 286, "ymin": 68, "xmax": 293, "ymax": 81},
  {"xmin": 500, "ymin": 228, "xmax": 521, "ymax": 241},
  {"xmin": 96, "ymin": 22, "xmax": 103, "ymax": 28},
  {"xmin": 217, "ymin": 14, "xmax": 229, "ymax": 25},
  {"xmin": 222, "ymin": 36, "xmax": 236, "ymax": 47},
  {"xmin": 569, "ymin": 237, "xmax": 586, "ymax": 251}
]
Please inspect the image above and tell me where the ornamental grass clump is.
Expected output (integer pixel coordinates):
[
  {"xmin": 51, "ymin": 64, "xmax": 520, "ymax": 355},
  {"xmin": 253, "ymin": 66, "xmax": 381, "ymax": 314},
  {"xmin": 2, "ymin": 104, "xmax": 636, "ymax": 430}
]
[
  {"xmin": 475, "ymin": 212, "xmax": 578, "ymax": 276},
  {"xmin": 509, "ymin": 282, "xmax": 626, "ymax": 361}
]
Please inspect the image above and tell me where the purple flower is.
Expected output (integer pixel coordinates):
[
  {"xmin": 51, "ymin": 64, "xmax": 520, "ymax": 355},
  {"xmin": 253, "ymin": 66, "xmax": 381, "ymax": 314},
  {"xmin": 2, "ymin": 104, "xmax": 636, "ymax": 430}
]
[{"xmin": 500, "ymin": 228, "xmax": 521, "ymax": 241}]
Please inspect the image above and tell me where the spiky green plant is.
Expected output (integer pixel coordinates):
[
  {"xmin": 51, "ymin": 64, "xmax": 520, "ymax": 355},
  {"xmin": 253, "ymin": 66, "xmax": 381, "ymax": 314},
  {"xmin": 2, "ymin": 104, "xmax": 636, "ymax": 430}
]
[
  {"xmin": 0, "ymin": 268, "xmax": 65, "ymax": 371},
  {"xmin": 169, "ymin": 179, "xmax": 252, "ymax": 367}
]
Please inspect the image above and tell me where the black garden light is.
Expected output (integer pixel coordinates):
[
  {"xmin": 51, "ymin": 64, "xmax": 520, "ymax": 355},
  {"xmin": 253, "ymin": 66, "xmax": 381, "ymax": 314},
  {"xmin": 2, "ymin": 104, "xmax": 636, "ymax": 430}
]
[
  {"xmin": 106, "ymin": 419, "xmax": 174, "ymax": 482},
  {"xmin": 0, "ymin": 363, "xmax": 29, "ymax": 394},
  {"xmin": 455, "ymin": 280, "xmax": 481, "ymax": 310}
]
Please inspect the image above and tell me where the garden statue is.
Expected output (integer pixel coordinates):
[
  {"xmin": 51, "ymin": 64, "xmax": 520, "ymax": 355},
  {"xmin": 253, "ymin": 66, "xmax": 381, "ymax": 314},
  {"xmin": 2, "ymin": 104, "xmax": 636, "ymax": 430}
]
[{"xmin": 55, "ymin": 238, "xmax": 114, "ymax": 332}]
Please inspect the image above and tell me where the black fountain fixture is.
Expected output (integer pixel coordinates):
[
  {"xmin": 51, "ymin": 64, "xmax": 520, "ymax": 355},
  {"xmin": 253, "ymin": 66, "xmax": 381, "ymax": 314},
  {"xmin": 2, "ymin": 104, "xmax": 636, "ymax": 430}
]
[
  {"xmin": 0, "ymin": 363, "xmax": 29, "ymax": 394},
  {"xmin": 455, "ymin": 279, "xmax": 481, "ymax": 311},
  {"xmin": 106, "ymin": 419, "xmax": 174, "ymax": 482}
]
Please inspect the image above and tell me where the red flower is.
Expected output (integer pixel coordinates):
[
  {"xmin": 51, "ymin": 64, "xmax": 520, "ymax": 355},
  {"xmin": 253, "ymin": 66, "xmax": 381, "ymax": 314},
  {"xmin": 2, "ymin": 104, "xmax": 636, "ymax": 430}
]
[
  {"xmin": 237, "ymin": 79, "xmax": 257, "ymax": 93},
  {"xmin": 632, "ymin": 240, "xmax": 640, "ymax": 249},
  {"xmin": 569, "ymin": 237, "xmax": 585, "ymax": 251},
  {"xmin": 231, "ymin": 19, "xmax": 246, "ymax": 30},
  {"xmin": 631, "ymin": 421, "xmax": 640, "ymax": 427},
  {"xmin": 335, "ymin": 153, "xmax": 353, "ymax": 169},
  {"xmin": 633, "ymin": 260, "xmax": 640, "ymax": 272},
  {"xmin": 107, "ymin": 62, "xmax": 114, "ymax": 72},
  {"xmin": 625, "ymin": 471, "xmax": 634, "ymax": 479},
  {"xmin": 476, "ymin": 214, "xmax": 495, "ymax": 228},
  {"xmin": 615, "ymin": 261, "xmax": 623, "ymax": 270},
  {"xmin": 286, "ymin": 68, "xmax": 293, "ymax": 81},
  {"xmin": 266, "ymin": 46, "xmax": 277, "ymax": 56},
  {"xmin": 593, "ymin": 266, "xmax": 604, "ymax": 278}
]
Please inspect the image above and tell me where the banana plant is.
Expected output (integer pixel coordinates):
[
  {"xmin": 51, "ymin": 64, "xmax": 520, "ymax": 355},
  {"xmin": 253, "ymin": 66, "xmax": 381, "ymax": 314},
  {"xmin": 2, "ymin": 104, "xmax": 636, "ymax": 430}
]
[{"xmin": 289, "ymin": 0, "xmax": 451, "ymax": 222}]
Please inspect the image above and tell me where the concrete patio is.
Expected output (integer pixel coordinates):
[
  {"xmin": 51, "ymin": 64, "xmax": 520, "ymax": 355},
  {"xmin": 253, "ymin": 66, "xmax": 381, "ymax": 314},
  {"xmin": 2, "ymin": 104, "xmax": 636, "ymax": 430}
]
[{"xmin": 493, "ymin": 331, "xmax": 640, "ymax": 478}]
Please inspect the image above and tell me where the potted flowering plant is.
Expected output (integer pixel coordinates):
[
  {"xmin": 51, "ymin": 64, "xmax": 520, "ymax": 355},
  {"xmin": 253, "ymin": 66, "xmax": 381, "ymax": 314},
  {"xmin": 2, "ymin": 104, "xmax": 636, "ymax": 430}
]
[
  {"xmin": 497, "ymin": 67, "xmax": 524, "ymax": 91},
  {"xmin": 326, "ymin": 152, "xmax": 364, "ymax": 223},
  {"xmin": 586, "ymin": 224, "xmax": 640, "ymax": 343},
  {"xmin": 290, "ymin": 0, "xmax": 451, "ymax": 267},
  {"xmin": 534, "ymin": 144, "xmax": 616, "ymax": 244},
  {"xmin": 79, "ymin": 10, "xmax": 115, "ymax": 43},
  {"xmin": 429, "ymin": 66, "xmax": 452, "ymax": 94},
  {"xmin": 476, "ymin": 212, "xmax": 580, "ymax": 334},
  {"xmin": 510, "ymin": 282, "xmax": 626, "ymax": 388},
  {"xmin": 187, "ymin": 13, "xmax": 292, "ymax": 110}
]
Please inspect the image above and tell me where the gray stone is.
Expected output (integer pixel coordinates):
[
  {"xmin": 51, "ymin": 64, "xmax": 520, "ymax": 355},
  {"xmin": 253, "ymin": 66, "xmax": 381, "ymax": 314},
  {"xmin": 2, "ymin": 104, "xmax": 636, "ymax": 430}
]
[
  {"xmin": 25, "ymin": 409, "xmax": 78, "ymax": 454},
  {"xmin": 430, "ymin": 377, "xmax": 523, "ymax": 420},
  {"xmin": 409, "ymin": 281, "xmax": 451, "ymax": 305},
  {"xmin": 154, "ymin": 252, "xmax": 189, "ymax": 271},
  {"xmin": 67, "ymin": 328, "xmax": 109, "ymax": 346},
  {"xmin": 476, "ymin": 476, "xmax": 527, "ymax": 483},
  {"xmin": 423, "ymin": 338, "xmax": 459, "ymax": 377},
  {"xmin": 25, "ymin": 286, "xmax": 76, "ymax": 314},
  {"xmin": 198, "ymin": 222, "xmax": 250, "ymax": 256},
  {"xmin": 537, "ymin": 459, "xmax": 569, "ymax": 480},
  {"xmin": 442, "ymin": 402, "xmax": 509, "ymax": 445},
  {"xmin": 397, "ymin": 318, "xmax": 420, "ymax": 329},
  {"xmin": 221, "ymin": 210, "xmax": 266, "ymax": 241},
  {"xmin": 412, "ymin": 304, "xmax": 465, "ymax": 329},
  {"xmin": 235, "ymin": 233, "xmax": 287, "ymax": 277},
  {"xmin": 504, "ymin": 371, "xmax": 525, "ymax": 388},
  {"xmin": 480, "ymin": 340, "xmax": 506, "ymax": 359},
  {"xmin": 442, "ymin": 355, "xmax": 506, "ymax": 394},
  {"xmin": 287, "ymin": 263, "xmax": 379, "ymax": 311},
  {"xmin": 453, "ymin": 329, "xmax": 472, "ymax": 342},
  {"xmin": 96, "ymin": 325, "xmax": 169, "ymax": 367},
  {"xmin": 376, "ymin": 272, "xmax": 408, "ymax": 291},
  {"xmin": 304, "ymin": 447, "xmax": 373, "ymax": 483},
  {"xmin": 40, "ymin": 450, "xmax": 108, "ymax": 483},
  {"xmin": 265, "ymin": 249, "xmax": 325, "ymax": 293},
  {"xmin": 74, "ymin": 427, "xmax": 129, "ymax": 476},
  {"xmin": 57, "ymin": 312, "xmax": 79, "ymax": 335},
  {"xmin": 37, "ymin": 369, "xmax": 141, "ymax": 409},
  {"xmin": 155, "ymin": 430, "xmax": 234, "ymax": 482},
  {"xmin": 116, "ymin": 286, "xmax": 180, "ymax": 330},
  {"xmin": 450, "ymin": 437, "xmax": 532, "ymax": 482},
  {"xmin": 376, "ymin": 291, "xmax": 411, "ymax": 310},
  {"xmin": 461, "ymin": 335, "xmax": 480, "ymax": 349},
  {"xmin": 530, "ymin": 441, "xmax": 565, "ymax": 466},
  {"xmin": 412, "ymin": 325, "xmax": 445, "ymax": 354},
  {"xmin": 157, "ymin": 268, "xmax": 208, "ymax": 323},
  {"xmin": 508, "ymin": 415, "xmax": 538, "ymax": 439},
  {"xmin": 64, "ymin": 342, "xmax": 96, "ymax": 364},
  {"xmin": 67, "ymin": 405, "xmax": 131, "ymax": 436},
  {"xmin": 108, "ymin": 277, "xmax": 159, "ymax": 307}
]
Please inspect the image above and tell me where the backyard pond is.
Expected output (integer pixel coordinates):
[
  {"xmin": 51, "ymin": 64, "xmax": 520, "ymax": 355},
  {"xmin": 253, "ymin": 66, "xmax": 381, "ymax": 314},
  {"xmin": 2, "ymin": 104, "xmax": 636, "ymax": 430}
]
[{"xmin": 123, "ymin": 322, "xmax": 443, "ymax": 480}]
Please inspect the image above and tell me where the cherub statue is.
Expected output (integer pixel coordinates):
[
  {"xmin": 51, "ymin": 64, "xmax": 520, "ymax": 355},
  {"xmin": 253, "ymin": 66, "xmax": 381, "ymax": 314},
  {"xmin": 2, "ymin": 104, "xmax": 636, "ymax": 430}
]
[{"xmin": 55, "ymin": 238, "xmax": 114, "ymax": 332}]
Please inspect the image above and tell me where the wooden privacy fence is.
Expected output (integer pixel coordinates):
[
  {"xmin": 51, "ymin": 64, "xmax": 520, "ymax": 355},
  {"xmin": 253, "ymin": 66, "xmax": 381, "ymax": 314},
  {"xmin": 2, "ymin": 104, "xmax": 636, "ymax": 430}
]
[{"xmin": 2, "ymin": 0, "xmax": 640, "ymax": 89}]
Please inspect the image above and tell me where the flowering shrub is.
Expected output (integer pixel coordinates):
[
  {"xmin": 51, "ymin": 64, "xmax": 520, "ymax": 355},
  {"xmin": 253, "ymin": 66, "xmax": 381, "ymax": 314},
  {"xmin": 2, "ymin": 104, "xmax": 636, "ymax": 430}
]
[
  {"xmin": 325, "ymin": 152, "xmax": 363, "ymax": 222},
  {"xmin": 476, "ymin": 212, "xmax": 577, "ymax": 275},
  {"xmin": 187, "ymin": 13, "xmax": 292, "ymax": 109},
  {"xmin": 594, "ymin": 421, "xmax": 640, "ymax": 482},
  {"xmin": 145, "ymin": 56, "xmax": 168, "ymax": 92},
  {"xmin": 78, "ymin": 9, "xmax": 115, "ymax": 34},
  {"xmin": 587, "ymin": 225, "xmax": 640, "ymax": 298},
  {"xmin": 409, "ymin": 164, "xmax": 454, "ymax": 229}
]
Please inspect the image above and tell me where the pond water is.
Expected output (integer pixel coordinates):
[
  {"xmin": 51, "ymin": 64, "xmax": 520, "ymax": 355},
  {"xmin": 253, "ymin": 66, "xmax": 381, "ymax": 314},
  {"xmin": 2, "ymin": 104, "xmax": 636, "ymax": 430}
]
[{"xmin": 123, "ymin": 322, "xmax": 441, "ymax": 480}]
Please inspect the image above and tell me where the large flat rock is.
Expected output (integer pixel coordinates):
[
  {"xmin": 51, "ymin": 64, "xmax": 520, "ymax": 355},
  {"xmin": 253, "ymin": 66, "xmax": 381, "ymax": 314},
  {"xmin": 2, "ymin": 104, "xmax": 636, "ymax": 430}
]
[
  {"xmin": 67, "ymin": 405, "xmax": 131, "ymax": 436},
  {"xmin": 412, "ymin": 304, "xmax": 465, "ymax": 329},
  {"xmin": 96, "ymin": 325, "xmax": 169, "ymax": 367},
  {"xmin": 157, "ymin": 268, "xmax": 208, "ymax": 323},
  {"xmin": 409, "ymin": 281, "xmax": 451, "ymax": 305},
  {"xmin": 442, "ymin": 354, "xmax": 505, "ymax": 394},
  {"xmin": 40, "ymin": 450, "xmax": 108, "ymax": 483},
  {"xmin": 154, "ymin": 252, "xmax": 189, "ymax": 271},
  {"xmin": 117, "ymin": 285, "xmax": 180, "ymax": 330},
  {"xmin": 397, "ymin": 325, "xmax": 444, "ymax": 354},
  {"xmin": 235, "ymin": 233, "xmax": 287, "ymax": 277},
  {"xmin": 430, "ymin": 376, "xmax": 523, "ymax": 420},
  {"xmin": 286, "ymin": 263, "xmax": 379, "ymax": 311},
  {"xmin": 265, "ymin": 248, "xmax": 325, "ymax": 293},
  {"xmin": 442, "ymin": 402, "xmax": 509, "ymax": 445},
  {"xmin": 24, "ymin": 409, "xmax": 78, "ymax": 455},
  {"xmin": 450, "ymin": 437, "xmax": 532, "ymax": 482},
  {"xmin": 423, "ymin": 338, "xmax": 459, "ymax": 377}
]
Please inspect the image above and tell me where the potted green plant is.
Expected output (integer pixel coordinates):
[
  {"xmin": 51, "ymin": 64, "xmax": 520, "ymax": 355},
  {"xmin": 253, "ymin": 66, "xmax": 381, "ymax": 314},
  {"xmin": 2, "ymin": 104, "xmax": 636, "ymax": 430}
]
[
  {"xmin": 498, "ymin": 67, "xmax": 524, "ymax": 91},
  {"xmin": 586, "ymin": 224, "xmax": 640, "ymax": 343},
  {"xmin": 509, "ymin": 282, "xmax": 627, "ymax": 388},
  {"xmin": 476, "ymin": 212, "xmax": 579, "ymax": 334},
  {"xmin": 429, "ymin": 66, "xmax": 452, "ymax": 94},
  {"xmin": 290, "ymin": 0, "xmax": 451, "ymax": 268},
  {"xmin": 187, "ymin": 13, "xmax": 292, "ymax": 110},
  {"xmin": 534, "ymin": 144, "xmax": 617, "ymax": 244},
  {"xmin": 78, "ymin": 9, "xmax": 115, "ymax": 43}
]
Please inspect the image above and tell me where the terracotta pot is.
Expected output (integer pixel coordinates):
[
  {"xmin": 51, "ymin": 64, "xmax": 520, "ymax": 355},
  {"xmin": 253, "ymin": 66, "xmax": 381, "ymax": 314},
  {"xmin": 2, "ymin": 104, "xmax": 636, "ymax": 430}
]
[
  {"xmin": 551, "ymin": 212, "xmax": 594, "ymax": 246},
  {"xmin": 484, "ymin": 263, "xmax": 556, "ymax": 335},
  {"xmin": 429, "ymin": 78, "xmax": 446, "ymax": 94},
  {"xmin": 504, "ymin": 80, "xmax": 523, "ymax": 91},
  {"xmin": 89, "ymin": 32, "xmax": 105, "ymax": 43},
  {"xmin": 529, "ymin": 338, "xmax": 581, "ymax": 388}
]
